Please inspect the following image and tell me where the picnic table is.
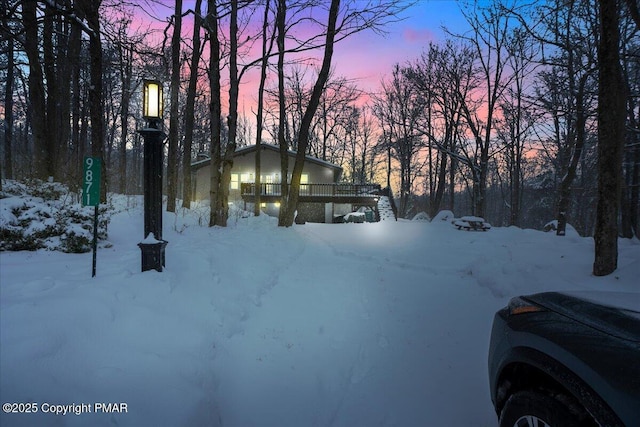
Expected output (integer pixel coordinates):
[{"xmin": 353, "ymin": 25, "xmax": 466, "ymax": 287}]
[{"xmin": 452, "ymin": 216, "xmax": 491, "ymax": 231}]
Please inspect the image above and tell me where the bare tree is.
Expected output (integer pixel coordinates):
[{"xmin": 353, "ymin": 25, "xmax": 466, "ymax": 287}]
[
  {"xmin": 207, "ymin": 0, "xmax": 223, "ymax": 227},
  {"xmin": 624, "ymin": 0, "xmax": 640, "ymax": 29},
  {"xmin": 166, "ymin": 0, "xmax": 183, "ymax": 213},
  {"xmin": 356, "ymin": 106, "xmax": 381, "ymax": 184},
  {"xmin": 100, "ymin": 10, "xmax": 140, "ymax": 195},
  {"xmin": 216, "ymin": 0, "xmax": 241, "ymax": 227},
  {"xmin": 276, "ymin": 0, "xmax": 289, "ymax": 224},
  {"xmin": 548, "ymin": 0, "xmax": 598, "ymax": 237},
  {"xmin": 407, "ymin": 41, "xmax": 475, "ymax": 218},
  {"xmin": 450, "ymin": 0, "xmax": 517, "ymax": 218},
  {"xmin": 181, "ymin": 0, "xmax": 204, "ymax": 209},
  {"xmin": 344, "ymin": 105, "xmax": 360, "ymax": 183},
  {"xmin": 496, "ymin": 27, "xmax": 538, "ymax": 226},
  {"xmin": 43, "ymin": 1, "xmax": 74, "ymax": 181},
  {"xmin": 278, "ymin": 0, "xmax": 340, "ymax": 226},
  {"xmin": 373, "ymin": 64, "xmax": 425, "ymax": 218},
  {"xmin": 265, "ymin": 66, "xmax": 360, "ymax": 165},
  {"xmin": 313, "ymin": 72, "xmax": 361, "ymax": 163},
  {"xmin": 21, "ymin": 0, "xmax": 50, "ymax": 180},
  {"xmin": 593, "ymin": 0, "xmax": 626, "ymax": 276},
  {"xmin": 2, "ymin": 0, "xmax": 17, "ymax": 186},
  {"xmin": 511, "ymin": 0, "xmax": 599, "ymax": 235},
  {"xmin": 274, "ymin": 0, "xmax": 411, "ymax": 226},
  {"xmin": 340, "ymin": 105, "xmax": 378, "ymax": 184},
  {"xmin": 253, "ymin": 0, "xmax": 276, "ymax": 216},
  {"xmin": 620, "ymin": 4, "xmax": 640, "ymax": 239},
  {"xmin": 204, "ymin": 0, "xmax": 275, "ymax": 225}
]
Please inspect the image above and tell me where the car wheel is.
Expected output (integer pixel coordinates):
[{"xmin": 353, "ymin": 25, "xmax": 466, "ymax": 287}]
[{"xmin": 499, "ymin": 390, "xmax": 581, "ymax": 427}]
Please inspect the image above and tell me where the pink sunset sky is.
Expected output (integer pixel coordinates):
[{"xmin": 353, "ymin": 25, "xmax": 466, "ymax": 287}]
[
  {"xmin": 134, "ymin": 0, "xmax": 472, "ymax": 105},
  {"xmin": 329, "ymin": 0, "xmax": 470, "ymax": 94}
]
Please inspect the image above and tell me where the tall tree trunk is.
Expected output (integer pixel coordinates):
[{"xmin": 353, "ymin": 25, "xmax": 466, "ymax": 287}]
[
  {"xmin": 217, "ymin": 0, "xmax": 240, "ymax": 226},
  {"xmin": 593, "ymin": 0, "xmax": 625, "ymax": 276},
  {"xmin": 280, "ymin": 0, "xmax": 340, "ymax": 227},
  {"xmin": 43, "ymin": 4, "xmax": 58, "ymax": 178},
  {"xmin": 56, "ymin": 10, "xmax": 73, "ymax": 181},
  {"xmin": 38, "ymin": 3, "xmax": 73, "ymax": 182},
  {"xmin": 78, "ymin": 92, "xmax": 89, "ymax": 186},
  {"xmin": 253, "ymin": 0, "xmax": 273, "ymax": 216},
  {"xmin": 254, "ymin": 0, "xmax": 273, "ymax": 217},
  {"xmin": 3, "ymin": 25, "xmax": 14, "ymax": 182},
  {"xmin": 68, "ymin": 13, "xmax": 82, "ymax": 189},
  {"xmin": 167, "ymin": 0, "xmax": 183, "ymax": 213},
  {"xmin": 182, "ymin": 0, "xmax": 203, "ymax": 209},
  {"xmin": 556, "ymin": 76, "xmax": 589, "ymax": 236},
  {"xmin": 118, "ymin": 43, "xmax": 133, "ymax": 194},
  {"xmin": 448, "ymin": 156, "xmax": 456, "ymax": 212},
  {"xmin": 208, "ymin": 0, "xmax": 223, "ymax": 227},
  {"xmin": 386, "ymin": 136, "xmax": 391, "ymax": 191},
  {"xmin": 22, "ymin": 0, "xmax": 50, "ymax": 180},
  {"xmin": 276, "ymin": 0, "xmax": 289, "ymax": 226},
  {"xmin": 430, "ymin": 148, "xmax": 448, "ymax": 218}
]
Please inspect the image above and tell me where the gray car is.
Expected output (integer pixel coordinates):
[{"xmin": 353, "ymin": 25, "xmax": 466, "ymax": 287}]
[{"xmin": 488, "ymin": 291, "xmax": 640, "ymax": 427}]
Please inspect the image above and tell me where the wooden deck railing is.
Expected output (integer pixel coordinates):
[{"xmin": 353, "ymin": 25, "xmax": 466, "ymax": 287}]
[{"xmin": 241, "ymin": 183, "xmax": 381, "ymax": 198}]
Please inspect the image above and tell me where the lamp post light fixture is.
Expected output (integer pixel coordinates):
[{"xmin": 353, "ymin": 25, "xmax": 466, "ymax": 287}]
[
  {"xmin": 143, "ymin": 79, "xmax": 163, "ymax": 124},
  {"xmin": 138, "ymin": 79, "xmax": 168, "ymax": 272}
]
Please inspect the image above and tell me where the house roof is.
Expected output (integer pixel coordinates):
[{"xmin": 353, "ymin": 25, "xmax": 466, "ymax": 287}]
[{"xmin": 191, "ymin": 143, "xmax": 343, "ymax": 173}]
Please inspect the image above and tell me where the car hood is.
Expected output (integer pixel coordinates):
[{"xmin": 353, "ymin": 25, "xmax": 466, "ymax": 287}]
[{"xmin": 523, "ymin": 291, "xmax": 640, "ymax": 343}]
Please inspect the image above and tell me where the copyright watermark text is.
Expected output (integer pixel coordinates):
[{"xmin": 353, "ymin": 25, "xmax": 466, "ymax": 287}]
[{"xmin": 3, "ymin": 402, "xmax": 128, "ymax": 416}]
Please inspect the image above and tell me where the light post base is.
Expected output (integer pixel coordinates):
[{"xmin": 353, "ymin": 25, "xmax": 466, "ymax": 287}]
[{"xmin": 138, "ymin": 240, "xmax": 168, "ymax": 272}]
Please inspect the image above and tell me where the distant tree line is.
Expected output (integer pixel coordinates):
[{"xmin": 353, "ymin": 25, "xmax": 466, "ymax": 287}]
[
  {"xmin": 0, "ymin": 0, "xmax": 638, "ymax": 275},
  {"xmin": 373, "ymin": 1, "xmax": 638, "ymax": 239}
]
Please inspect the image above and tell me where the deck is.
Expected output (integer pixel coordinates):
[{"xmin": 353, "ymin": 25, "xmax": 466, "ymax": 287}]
[{"xmin": 240, "ymin": 183, "xmax": 382, "ymax": 204}]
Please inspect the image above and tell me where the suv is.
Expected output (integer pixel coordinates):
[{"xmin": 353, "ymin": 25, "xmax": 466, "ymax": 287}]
[{"xmin": 488, "ymin": 291, "xmax": 640, "ymax": 427}]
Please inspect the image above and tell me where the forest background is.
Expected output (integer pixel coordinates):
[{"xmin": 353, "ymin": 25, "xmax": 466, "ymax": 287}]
[{"xmin": 1, "ymin": 0, "xmax": 639, "ymax": 275}]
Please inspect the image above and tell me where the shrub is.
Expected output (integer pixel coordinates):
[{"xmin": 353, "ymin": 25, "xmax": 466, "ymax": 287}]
[{"xmin": 0, "ymin": 179, "xmax": 111, "ymax": 253}]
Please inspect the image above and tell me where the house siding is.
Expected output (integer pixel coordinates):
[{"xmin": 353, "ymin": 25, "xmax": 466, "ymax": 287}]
[{"xmin": 192, "ymin": 145, "xmax": 341, "ymax": 202}]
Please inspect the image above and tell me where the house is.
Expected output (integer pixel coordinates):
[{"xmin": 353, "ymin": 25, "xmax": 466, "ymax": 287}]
[{"xmin": 191, "ymin": 144, "xmax": 390, "ymax": 223}]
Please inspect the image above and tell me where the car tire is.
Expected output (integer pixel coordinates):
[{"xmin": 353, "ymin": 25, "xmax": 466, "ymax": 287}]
[{"xmin": 499, "ymin": 390, "xmax": 581, "ymax": 427}]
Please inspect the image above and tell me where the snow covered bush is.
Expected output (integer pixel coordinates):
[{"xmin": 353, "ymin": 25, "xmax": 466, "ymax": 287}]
[
  {"xmin": 0, "ymin": 180, "xmax": 111, "ymax": 253},
  {"xmin": 411, "ymin": 211, "xmax": 431, "ymax": 221},
  {"xmin": 432, "ymin": 210, "xmax": 455, "ymax": 223},
  {"xmin": 543, "ymin": 220, "xmax": 580, "ymax": 237}
]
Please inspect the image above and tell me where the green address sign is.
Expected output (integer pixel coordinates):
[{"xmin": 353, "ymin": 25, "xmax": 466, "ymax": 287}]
[{"xmin": 83, "ymin": 157, "xmax": 101, "ymax": 207}]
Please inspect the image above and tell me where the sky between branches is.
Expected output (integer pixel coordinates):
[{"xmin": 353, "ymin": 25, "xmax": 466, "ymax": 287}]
[{"xmin": 131, "ymin": 0, "xmax": 471, "ymax": 115}]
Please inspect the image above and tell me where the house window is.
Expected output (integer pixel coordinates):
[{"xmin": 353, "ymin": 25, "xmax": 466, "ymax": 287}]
[
  {"xmin": 301, "ymin": 173, "xmax": 309, "ymax": 195},
  {"xmin": 286, "ymin": 173, "xmax": 307, "ymax": 184},
  {"xmin": 231, "ymin": 173, "xmax": 255, "ymax": 190}
]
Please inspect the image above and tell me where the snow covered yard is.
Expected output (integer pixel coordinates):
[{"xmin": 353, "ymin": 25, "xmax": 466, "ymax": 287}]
[{"xmin": 1, "ymin": 195, "xmax": 639, "ymax": 427}]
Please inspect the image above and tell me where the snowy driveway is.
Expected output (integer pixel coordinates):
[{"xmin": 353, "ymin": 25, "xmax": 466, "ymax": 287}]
[{"xmin": 2, "ymin": 201, "xmax": 638, "ymax": 426}]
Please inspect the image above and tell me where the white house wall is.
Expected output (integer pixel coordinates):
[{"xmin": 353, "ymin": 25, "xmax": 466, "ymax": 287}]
[{"xmin": 193, "ymin": 146, "xmax": 339, "ymax": 202}]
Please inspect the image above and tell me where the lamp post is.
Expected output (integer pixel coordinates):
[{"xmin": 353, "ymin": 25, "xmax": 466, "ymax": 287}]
[{"xmin": 138, "ymin": 79, "xmax": 168, "ymax": 272}]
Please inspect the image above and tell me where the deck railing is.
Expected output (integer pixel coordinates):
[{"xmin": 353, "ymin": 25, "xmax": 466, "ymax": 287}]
[{"xmin": 241, "ymin": 183, "xmax": 381, "ymax": 198}]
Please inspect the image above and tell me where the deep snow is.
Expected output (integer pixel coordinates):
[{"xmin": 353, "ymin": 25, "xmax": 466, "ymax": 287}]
[{"xmin": 1, "ymin": 194, "xmax": 639, "ymax": 427}]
